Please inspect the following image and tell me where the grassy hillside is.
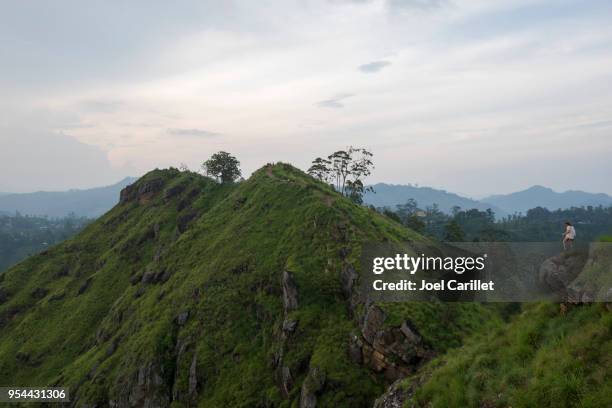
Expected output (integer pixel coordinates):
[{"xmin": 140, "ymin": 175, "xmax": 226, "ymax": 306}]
[
  {"xmin": 0, "ymin": 164, "xmax": 498, "ymax": 407},
  {"xmin": 391, "ymin": 302, "xmax": 611, "ymax": 408}
]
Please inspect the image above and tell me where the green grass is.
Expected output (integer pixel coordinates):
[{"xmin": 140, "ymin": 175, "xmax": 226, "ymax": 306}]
[
  {"xmin": 0, "ymin": 164, "xmax": 515, "ymax": 407},
  {"xmin": 0, "ymin": 165, "xmax": 406, "ymax": 404},
  {"xmin": 402, "ymin": 302, "xmax": 612, "ymax": 408}
]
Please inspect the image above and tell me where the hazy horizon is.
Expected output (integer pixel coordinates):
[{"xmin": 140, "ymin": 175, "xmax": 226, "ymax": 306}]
[
  {"xmin": 2, "ymin": 171, "xmax": 612, "ymax": 202},
  {"xmin": 1, "ymin": 0, "xmax": 611, "ymax": 195}
]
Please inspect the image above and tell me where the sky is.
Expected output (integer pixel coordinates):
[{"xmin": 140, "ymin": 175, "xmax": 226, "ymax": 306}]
[{"xmin": 1, "ymin": 0, "xmax": 611, "ymax": 197}]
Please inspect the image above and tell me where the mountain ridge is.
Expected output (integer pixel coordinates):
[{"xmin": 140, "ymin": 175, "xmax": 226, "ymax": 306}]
[
  {"xmin": 483, "ymin": 185, "xmax": 612, "ymax": 215},
  {"xmin": 364, "ymin": 183, "xmax": 505, "ymax": 217},
  {"xmin": 0, "ymin": 164, "xmax": 496, "ymax": 407}
]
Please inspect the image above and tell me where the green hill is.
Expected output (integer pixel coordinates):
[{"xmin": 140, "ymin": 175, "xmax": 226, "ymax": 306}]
[
  {"xmin": 374, "ymin": 241, "xmax": 612, "ymax": 408},
  {"xmin": 375, "ymin": 303, "xmax": 612, "ymax": 408},
  {"xmin": 0, "ymin": 164, "xmax": 498, "ymax": 407}
]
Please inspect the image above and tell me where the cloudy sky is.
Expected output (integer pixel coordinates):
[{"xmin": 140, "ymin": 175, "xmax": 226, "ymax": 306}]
[{"xmin": 1, "ymin": 0, "xmax": 611, "ymax": 196}]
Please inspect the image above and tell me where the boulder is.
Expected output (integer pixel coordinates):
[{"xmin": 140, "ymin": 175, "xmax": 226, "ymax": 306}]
[{"xmin": 539, "ymin": 251, "xmax": 587, "ymax": 292}]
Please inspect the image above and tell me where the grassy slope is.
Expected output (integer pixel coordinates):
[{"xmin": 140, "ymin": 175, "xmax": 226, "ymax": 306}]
[
  {"xmin": 399, "ymin": 303, "xmax": 612, "ymax": 408},
  {"xmin": 397, "ymin": 238, "xmax": 612, "ymax": 408},
  {"xmin": 0, "ymin": 164, "xmax": 498, "ymax": 407}
]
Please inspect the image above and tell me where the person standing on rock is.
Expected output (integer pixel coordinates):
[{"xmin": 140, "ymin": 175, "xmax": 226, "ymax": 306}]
[{"xmin": 563, "ymin": 221, "xmax": 576, "ymax": 250}]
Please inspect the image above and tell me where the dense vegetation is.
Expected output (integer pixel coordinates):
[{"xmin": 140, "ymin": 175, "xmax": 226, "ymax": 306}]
[
  {"xmin": 0, "ymin": 214, "xmax": 90, "ymax": 272},
  {"xmin": 0, "ymin": 165, "xmax": 609, "ymax": 407},
  {"xmin": 398, "ymin": 302, "xmax": 612, "ymax": 408},
  {"xmin": 0, "ymin": 164, "xmax": 496, "ymax": 407},
  {"xmin": 380, "ymin": 201, "xmax": 612, "ymax": 243}
]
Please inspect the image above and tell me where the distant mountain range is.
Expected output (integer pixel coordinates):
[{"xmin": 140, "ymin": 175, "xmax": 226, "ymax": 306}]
[
  {"xmin": 0, "ymin": 177, "xmax": 137, "ymax": 218},
  {"xmin": 364, "ymin": 183, "xmax": 612, "ymax": 218},
  {"xmin": 364, "ymin": 183, "xmax": 506, "ymax": 216},
  {"xmin": 2, "ymin": 178, "xmax": 611, "ymax": 219},
  {"xmin": 482, "ymin": 185, "xmax": 612, "ymax": 215}
]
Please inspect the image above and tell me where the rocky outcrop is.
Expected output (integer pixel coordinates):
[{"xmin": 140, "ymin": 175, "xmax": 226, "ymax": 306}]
[
  {"xmin": 176, "ymin": 311, "xmax": 189, "ymax": 326},
  {"xmin": 282, "ymin": 318, "xmax": 298, "ymax": 334},
  {"xmin": 282, "ymin": 271, "xmax": 299, "ymax": 312},
  {"xmin": 109, "ymin": 362, "xmax": 170, "ymax": 408},
  {"xmin": 340, "ymin": 264, "xmax": 358, "ymax": 299},
  {"xmin": 171, "ymin": 338, "xmax": 198, "ymax": 404},
  {"xmin": 188, "ymin": 354, "xmax": 198, "ymax": 399},
  {"xmin": 300, "ymin": 366, "xmax": 326, "ymax": 408},
  {"xmin": 359, "ymin": 304, "xmax": 432, "ymax": 381},
  {"xmin": 372, "ymin": 378, "xmax": 415, "ymax": 408},
  {"xmin": 539, "ymin": 251, "xmax": 588, "ymax": 293},
  {"xmin": 120, "ymin": 178, "xmax": 165, "ymax": 204},
  {"xmin": 280, "ymin": 366, "xmax": 294, "ymax": 398}
]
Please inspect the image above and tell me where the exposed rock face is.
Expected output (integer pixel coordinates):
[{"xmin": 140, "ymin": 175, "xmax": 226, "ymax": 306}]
[
  {"xmin": 280, "ymin": 366, "xmax": 294, "ymax": 398},
  {"xmin": 282, "ymin": 271, "xmax": 299, "ymax": 312},
  {"xmin": 164, "ymin": 183, "xmax": 186, "ymax": 200},
  {"xmin": 176, "ymin": 311, "xmax": 189, "ymax": 326},
  {"xmin": 120, "ymin": 178, "xmax": 165, "ymax": 204},
  {"xmin": 188, "ymin": 354, "xmax": 198, "ymax": 398},
  {"xmin": 372, "ymin": 378, "xmax": 414, "ymax": 408},
  {"xmin": 348, "ymin": 334, "xmax": 363, "ymax": 364},
  {"xmin": 359, "ymin": 304, "xmax": 432, "ymax": 381},
  {"xmin": 539, "ymin": 251, "xmax": 588, "ymax": 292},
  {"xmin": 282, "ymin": 318, "xmax": 298, "ymax": 334},
  {"xmin": 177, "ymin": 211, "xmax": 199, "ymax": 233},
  {"xmin": 340, "ymin": 264, "xmax": 358, "ymax": 299},
  {"xmin": 110, "ymin": 362, "xmax": 170, "ymax": 408},
  {"xmin": 300, "ymin": 366, "xmax": 326, "ymax": 408}
]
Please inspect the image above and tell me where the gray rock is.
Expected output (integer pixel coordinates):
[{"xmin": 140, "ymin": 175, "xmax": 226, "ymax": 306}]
[
  {"xmin": 373, "ymin": 379, "xmax": 413, "ymax": 408},
  {"xmin": 300, "ymin": 366, "xmax": 325, "ymax": 408},
  {"xmin": 400, "ymin": 321, "xmax": 422, "ymax": 344},
  {"xmin": 282, "ymin": 319, "xmax": 298, "ymax": 334},
  {"xmin": 340, "ymin": 264, "xmax": 358, "ymax": 298},
  {"xmin": 177, "ymin": 311, "xmax": 189, "ymax": 326},
  {"xmin": 282, "ymin": 271, "xmax": 299, "ymax": 312},
  {"xmin": 362, "ymin": 304, "xmax": 386, "ymax": 344},
  {"xmin": 188, "ymin": 354, "xmax": 198, "ymax": 397},
  {"xmin": 539, "ymin": 252, "xmax": 588, "ymax": 292},
  {"xmin": 122, "ymin": 361, "xmax": 169, "ymax": 408},
  {"xmin": 348, "ymin": 334, "xmax": 363, "ymax": 364},
  {"xmin": 280, "ymin": 366, "xmax": 293, "ymax": 397},
  {"xmin": 120, "ymin": 178, "xmax": 164, "ymax": 204}
]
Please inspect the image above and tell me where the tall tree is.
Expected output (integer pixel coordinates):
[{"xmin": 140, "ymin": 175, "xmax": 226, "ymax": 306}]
[
  {"xmin": 202, "ymin": 151, "xmax": 242, "ymax": 183},
  {"xmin": 396, "ymin": 199, "xmax": 419, "ymax": 222},
  {"xmin": 308, "ymin": 146, "xmax": 374, "ymax": 203},
  {"xmin": 307, "ymin": 157, "xmax": 331, "ymax": 183}
]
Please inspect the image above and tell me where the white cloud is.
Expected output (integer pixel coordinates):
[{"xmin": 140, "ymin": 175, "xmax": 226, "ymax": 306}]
[{"xmin": 1, "ymin": 0, "xmax": 611, "ymax": 194}]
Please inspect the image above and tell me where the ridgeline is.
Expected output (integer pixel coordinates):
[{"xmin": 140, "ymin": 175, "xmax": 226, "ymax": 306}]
[{"xmin": 0, "ymin": 163, "xmax": 609, "ymax": 407}]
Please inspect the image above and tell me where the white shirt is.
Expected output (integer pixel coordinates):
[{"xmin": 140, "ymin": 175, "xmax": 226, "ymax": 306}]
[{"xmin": 565, "ymin": 225, "xmax": 576, "ymax": 239}]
